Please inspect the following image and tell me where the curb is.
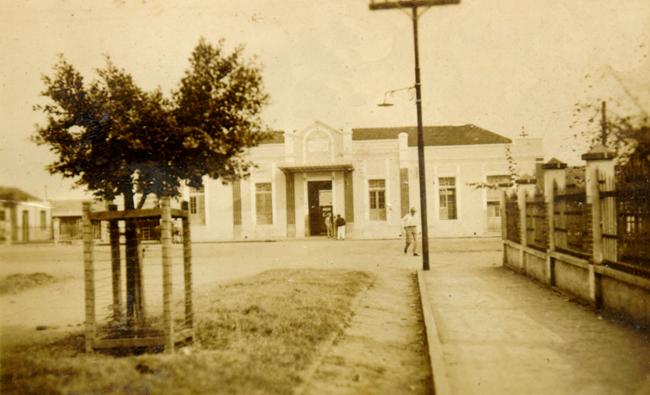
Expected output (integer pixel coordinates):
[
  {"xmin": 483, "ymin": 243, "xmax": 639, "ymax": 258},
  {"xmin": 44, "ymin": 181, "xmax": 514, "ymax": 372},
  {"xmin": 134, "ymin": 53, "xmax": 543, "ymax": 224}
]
[{"xmin": 416, "ymin": 269, "xmax": 452, "ymax": 395}]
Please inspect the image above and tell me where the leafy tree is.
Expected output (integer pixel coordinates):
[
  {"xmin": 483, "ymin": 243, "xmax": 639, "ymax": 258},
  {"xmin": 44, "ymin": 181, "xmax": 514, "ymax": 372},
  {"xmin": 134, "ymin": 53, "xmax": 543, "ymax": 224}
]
[
  {"xmin": 34, "ymin": 38, "xmax": 269, "ymax": 208},
  {"xmin": 33, "ymin": 39, "xmax": 270, "ymax": 325},
  {"xmin": 570, "ymin": 68, "xmax": 649, "ymax": 164}
]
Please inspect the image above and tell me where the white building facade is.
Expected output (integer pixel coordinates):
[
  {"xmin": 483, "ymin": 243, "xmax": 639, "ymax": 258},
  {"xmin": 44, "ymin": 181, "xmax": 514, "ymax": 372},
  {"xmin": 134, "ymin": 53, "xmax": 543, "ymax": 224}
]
[{"xmin": 184, "ymin": 121, "xmax": 543, "ymax": 241}]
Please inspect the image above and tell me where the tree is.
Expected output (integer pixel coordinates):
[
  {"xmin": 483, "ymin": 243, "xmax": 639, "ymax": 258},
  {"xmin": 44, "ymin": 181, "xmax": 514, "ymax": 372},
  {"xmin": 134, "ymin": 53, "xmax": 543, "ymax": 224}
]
[
  {"xmin": 570, "ymin": 67, "xmax": 649, "ymax": 164},
  {"xmin": 33, "ymin": 39, "xmax": 270, "ymax": 325}
]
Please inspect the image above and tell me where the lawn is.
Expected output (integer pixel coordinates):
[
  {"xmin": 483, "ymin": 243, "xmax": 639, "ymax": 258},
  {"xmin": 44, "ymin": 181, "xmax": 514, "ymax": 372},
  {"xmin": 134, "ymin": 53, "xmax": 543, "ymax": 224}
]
[
  {"xmin": 1, "ymin": 268, "xmax": 373, "ymax": 395},
  {"xmin": 0, "ymin": 273, "xmax": 59, "ymax": 295}
]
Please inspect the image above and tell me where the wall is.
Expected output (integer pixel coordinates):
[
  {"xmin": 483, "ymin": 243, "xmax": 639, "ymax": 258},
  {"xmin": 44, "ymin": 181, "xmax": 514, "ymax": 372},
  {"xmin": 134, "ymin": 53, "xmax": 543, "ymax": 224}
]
[{"xmin": 504, "ymin": 240, "xmax": 650, "ymax": 329}]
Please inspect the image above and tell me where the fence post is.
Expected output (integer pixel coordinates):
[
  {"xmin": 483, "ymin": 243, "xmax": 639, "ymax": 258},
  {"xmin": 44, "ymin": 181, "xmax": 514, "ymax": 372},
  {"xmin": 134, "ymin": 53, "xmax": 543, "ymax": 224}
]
[
  {"xmin": 542, "ymin": 159, "xmax": 567, "ymax": 285},
  {"xmin": 52, "ymin": 217, "xmax": 61, "ymax": 245},
  {"xmin": 181, "ymin": 201, "xmax": 193, "ymax": 332},
  {"xmin": 5, "ymin": 217, "xmax": 11, "ymax": 245},
  {"xmin": 582, "ymin": 145, "xmax": 615, "ymax": 307},
  {"xmin": 108, "ymin": 203, "xmax": 123, "ymax": 321},
  {"xmin": 500, "ymin": 190, "xmax": 508, "ymax": 265},
  {"xmin": 82, "ymin": 202, "xmax": 95, "ymax": 352},
  {"xmin": 160, "ymin": 197, "xmax": 174, "ymax": 353}
]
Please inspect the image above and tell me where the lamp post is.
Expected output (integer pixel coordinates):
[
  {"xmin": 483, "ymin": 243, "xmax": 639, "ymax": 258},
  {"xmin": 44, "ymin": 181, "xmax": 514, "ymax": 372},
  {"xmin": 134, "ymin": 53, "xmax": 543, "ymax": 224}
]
[{"xmin": 369, "ymin": 0, "xmax": 460, "ymax": 271}]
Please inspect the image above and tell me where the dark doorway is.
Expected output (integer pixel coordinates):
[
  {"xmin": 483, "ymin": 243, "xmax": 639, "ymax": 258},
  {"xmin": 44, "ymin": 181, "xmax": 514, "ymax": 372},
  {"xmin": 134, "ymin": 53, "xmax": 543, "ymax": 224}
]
[{"xmin": 307, "ymin": 180, "xmax": 332, "ymax": 236}]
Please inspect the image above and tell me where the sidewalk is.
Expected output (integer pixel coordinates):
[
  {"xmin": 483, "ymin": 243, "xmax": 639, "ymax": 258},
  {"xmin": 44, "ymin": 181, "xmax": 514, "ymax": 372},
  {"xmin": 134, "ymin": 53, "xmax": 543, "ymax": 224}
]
[{"xmin": 420, "ymin": 250, "xmax": 650, "ymax": 395}]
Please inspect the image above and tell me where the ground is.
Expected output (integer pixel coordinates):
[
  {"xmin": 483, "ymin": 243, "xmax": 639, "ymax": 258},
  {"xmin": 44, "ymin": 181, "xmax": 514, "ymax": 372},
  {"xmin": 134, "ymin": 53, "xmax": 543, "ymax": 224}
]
[{"xmin": 0, "ymin": 237, "xmax": 448, "ymax": 394}]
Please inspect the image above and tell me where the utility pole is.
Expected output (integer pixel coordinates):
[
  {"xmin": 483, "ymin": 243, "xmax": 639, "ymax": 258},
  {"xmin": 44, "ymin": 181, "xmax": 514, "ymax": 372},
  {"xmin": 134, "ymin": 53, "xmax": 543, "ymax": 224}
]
[
  {"xmin": 601, "ymin": 100, "xmax": 607, "ymax": 146},
  {"xmin": 369, "ymin": 0, "xmax": 460, "ymax": 271}
]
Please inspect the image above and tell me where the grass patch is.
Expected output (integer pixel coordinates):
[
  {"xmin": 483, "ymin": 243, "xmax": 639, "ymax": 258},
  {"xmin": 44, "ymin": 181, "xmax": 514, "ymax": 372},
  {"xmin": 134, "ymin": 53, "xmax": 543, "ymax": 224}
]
[
  {"xmin": 1, "ymin": 269, "xmax": 373, "ymax": 395},
  {"xmin": 0, "ymin": 273, "xmax": 59, "ymax": 295}
]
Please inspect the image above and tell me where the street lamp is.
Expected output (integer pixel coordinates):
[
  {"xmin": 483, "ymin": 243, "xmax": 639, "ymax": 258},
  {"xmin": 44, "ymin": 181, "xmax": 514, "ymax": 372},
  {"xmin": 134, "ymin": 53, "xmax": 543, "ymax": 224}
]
[
  {"xmin": 369, "ymin": 0, "xmax": 461, "ymax": 271},
  {"xmin": 377, "ymin": 86, "xmax": 415, "ymax": 107}
]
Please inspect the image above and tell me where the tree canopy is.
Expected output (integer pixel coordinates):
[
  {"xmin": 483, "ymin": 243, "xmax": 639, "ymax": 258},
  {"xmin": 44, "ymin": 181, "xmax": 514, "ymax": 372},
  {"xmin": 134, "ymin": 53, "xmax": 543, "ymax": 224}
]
[{"xmin": 33, "ymin": 38, "xmax": 270, "ymax": 208}]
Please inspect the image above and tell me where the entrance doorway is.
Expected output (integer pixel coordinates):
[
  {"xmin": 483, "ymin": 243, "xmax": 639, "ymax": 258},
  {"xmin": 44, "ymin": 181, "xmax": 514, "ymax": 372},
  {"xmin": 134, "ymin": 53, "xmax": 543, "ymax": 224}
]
[{"xmin": 307, "ymin": 180, "xmax": 332, "ymax": 236}]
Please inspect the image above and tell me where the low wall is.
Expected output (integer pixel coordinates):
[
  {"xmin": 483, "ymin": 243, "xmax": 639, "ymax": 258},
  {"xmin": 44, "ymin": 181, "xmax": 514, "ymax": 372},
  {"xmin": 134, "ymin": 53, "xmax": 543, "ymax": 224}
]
[{"xmin": 503, "ymin": 240, "xmax": 650, "ymax": 329}]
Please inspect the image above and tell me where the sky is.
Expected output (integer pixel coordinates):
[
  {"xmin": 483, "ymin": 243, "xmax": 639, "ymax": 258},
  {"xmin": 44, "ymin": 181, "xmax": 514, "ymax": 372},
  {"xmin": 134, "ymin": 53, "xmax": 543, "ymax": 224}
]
[{"xmin": 1, "ymin": 0, "xmax": 649, "ymax": 200}]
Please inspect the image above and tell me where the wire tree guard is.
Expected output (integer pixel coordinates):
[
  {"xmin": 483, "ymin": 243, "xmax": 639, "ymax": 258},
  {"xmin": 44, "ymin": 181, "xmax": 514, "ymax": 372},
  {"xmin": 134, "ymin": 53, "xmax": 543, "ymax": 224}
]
[{"xmin": 82, "ymin": 197, "xmax": 193, "ymax": 353}]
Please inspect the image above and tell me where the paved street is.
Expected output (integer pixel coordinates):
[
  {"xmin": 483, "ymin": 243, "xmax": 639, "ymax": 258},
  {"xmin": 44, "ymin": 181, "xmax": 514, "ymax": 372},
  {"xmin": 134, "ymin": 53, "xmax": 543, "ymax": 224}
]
[
  {"xmin": 3, "ymin": 238, "xmax": 649, "ymax": 394},
  {"xmin": 422, "ymin": 251, "xmax": 650, "ymax": 394},
  {"xmin": 0, "ymin": 238, "xmax": 496, "ymax": 329}
]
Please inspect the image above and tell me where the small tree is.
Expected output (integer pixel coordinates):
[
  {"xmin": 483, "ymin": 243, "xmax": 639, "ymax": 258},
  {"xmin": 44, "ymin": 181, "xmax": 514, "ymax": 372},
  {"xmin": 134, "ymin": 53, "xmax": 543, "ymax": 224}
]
[
  {"xmin": 33, "ymin": 38, "xmax": 270, "ymax": 324},
  {"xmin": 570, "ymin": 68, "xmax": 649, "ymax": 164}
]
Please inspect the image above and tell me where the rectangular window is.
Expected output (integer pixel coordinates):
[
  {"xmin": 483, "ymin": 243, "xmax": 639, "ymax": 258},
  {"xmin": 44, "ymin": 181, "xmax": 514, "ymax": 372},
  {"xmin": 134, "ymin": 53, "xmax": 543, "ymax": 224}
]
[
  {"xmin": 439, "ymin": 177, "xmax": 457, "ymax": 220},
  {"xmin": 368, "ymin": 179, "xmax": 386, "ymax": 221},
  {"xmin": 0, "ymin": 210, "xmax": 5, "ymax": 221},
  {"xmin": 255, "ymin": 183, "xmax": 273, "ymax": 225},
  {"xmin": 40, "ymin": 210, "xmax": 47, "ymax": 230},
  {"xmin": 189, "ymin": 184, "xmax": 206, "ymax": 225},
  {"xmin": 486, "ymin": 175, "xmax": 511, "ymax": 202}
]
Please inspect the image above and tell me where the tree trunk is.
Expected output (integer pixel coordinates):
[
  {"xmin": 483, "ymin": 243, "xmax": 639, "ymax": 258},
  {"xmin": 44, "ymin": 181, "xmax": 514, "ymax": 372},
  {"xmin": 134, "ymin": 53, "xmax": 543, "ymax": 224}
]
[{"xmin": 123, "ymin": 190, "xmax": 143, "ymax": 328}]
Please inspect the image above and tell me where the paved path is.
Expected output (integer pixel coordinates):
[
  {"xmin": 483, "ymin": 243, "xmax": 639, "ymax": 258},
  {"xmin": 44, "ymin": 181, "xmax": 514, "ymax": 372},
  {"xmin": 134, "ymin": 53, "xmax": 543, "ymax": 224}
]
[
  {"xmin": 302, "ymin": 268, "xmax": 431, "ymax": 395},
  {"xmin": 422, "ymin": 251, "xmax": 650, "ymax": 395}
]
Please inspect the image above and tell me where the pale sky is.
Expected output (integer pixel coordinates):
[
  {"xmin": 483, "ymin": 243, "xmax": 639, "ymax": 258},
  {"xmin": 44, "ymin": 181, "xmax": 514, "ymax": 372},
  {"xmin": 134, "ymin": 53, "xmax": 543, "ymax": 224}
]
[{"xmin": 1, "ymin": 0, "xmax": 649, "ymax": 199}]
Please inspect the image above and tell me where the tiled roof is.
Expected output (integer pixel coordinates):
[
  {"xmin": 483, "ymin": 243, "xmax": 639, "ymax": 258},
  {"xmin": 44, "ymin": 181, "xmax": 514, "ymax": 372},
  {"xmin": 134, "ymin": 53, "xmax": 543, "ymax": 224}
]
[
  {"xmin": 352, "ymin": 124, "xmax": 511, "ymax": 146},
  {"xmin": 0, "ymin": 186, "xmax": 40, "ymax": 202},
  {"xmin": 258, "ymin": 131, "xmax": 285, "ymax": 145}
]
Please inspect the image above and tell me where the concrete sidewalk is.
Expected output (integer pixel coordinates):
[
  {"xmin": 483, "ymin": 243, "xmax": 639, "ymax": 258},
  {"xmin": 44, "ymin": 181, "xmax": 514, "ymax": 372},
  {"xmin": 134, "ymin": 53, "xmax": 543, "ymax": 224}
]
[{"xmin": 421, "ymin": 250, "xmax": 650, "ymax": 395}]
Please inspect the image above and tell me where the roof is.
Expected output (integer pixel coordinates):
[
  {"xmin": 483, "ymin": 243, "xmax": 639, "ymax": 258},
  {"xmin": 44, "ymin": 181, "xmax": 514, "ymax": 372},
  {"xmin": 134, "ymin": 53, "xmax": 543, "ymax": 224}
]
[
  {"xmin": 50, "ymin": 199, "xmax": 104, "ymax": 217},
  {"xmin": 352, "ymin": 124, "xmax": 511, "ymax": 146},
  {"xmin": 0, "ymin": 186, "xmax": 40, "ymax": 202},
  {"xmin": 258, "ymin": 131, "xmax": 285, "ymax": 145}
]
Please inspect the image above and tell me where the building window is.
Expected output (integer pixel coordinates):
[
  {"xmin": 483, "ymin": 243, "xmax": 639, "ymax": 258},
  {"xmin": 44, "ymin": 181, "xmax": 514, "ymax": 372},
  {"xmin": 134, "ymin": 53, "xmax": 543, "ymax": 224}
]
[
  {"xmin": 189, "ymin": 185, "xmax": 206, "ymax": 225},
  {"xmin": 438, "ymin": 177, "xmax": 457, "ymax": 220},
  {"xmin": 40, "ymin": 210, "xmax": 47, "ymax": 230},
  {"xmin": 255, "ymin": 183, "xmax": 273, "ymax": 225},
  {"xmin": 486, "ymin": 175, "xmax": 510, "ymax": 232},
  {"xmin": 486, "ymin": 175, "xmax": 511, "ymax": 201},
  {"xmin": 0, "ymin": 210, "xmax": 5, "ymax": 221},
  {"xmin": 368, "ymin": 179, "xmax": 386, "ymax": 221}
]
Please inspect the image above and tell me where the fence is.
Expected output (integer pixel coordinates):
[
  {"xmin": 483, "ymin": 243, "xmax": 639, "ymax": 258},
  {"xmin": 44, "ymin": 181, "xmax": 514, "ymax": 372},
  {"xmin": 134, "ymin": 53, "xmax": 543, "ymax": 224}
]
[
  {"xmin": 505, "ymin": 192, "xmax": 520, "ymax": 243},
  {"xmin": 505, "ymin": 153, "xmax": 650, "ymax": 272},
  {"xmin": 553, "ymin": 185, "xmax": 591, "ymax": 257},
  {"xmin": 82, "ymin": 198, "xmax": 193, "ymax": 353},
  {"xmin": 502, "ymin": 148, "xmax": 650, "ymax": 328},
  {"xmin": 526, "ymin": 191, "xmax": 547, "ymax": 251},
  {"xmin": 614, "ymin": 153, "xmax": 650, "ymax": 270}
]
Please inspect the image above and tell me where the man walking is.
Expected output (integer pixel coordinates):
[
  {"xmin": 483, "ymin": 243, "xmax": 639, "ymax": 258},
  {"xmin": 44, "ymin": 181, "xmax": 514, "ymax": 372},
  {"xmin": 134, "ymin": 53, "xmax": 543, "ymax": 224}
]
[
  {"xmin": 335, "ymin": 214, "xmax": 346, "ymax": 240},
  {"xmin": 401, "ymin": 207, "xmax": 418, "ymax": 256}
]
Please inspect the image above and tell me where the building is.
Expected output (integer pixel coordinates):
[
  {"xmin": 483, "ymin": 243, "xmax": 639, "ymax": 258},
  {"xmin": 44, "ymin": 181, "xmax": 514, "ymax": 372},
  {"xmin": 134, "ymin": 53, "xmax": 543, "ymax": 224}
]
[
  {"xmin": 0, "ymin": 186, "xmax": 51, "ymax": 243},
  {"xmin": 182, "ymin": 121, "xmax": 543, "ymax": 241},
  {"xmin": 50, "ymin": 199, "xmax": 106, "ymax": 242}
]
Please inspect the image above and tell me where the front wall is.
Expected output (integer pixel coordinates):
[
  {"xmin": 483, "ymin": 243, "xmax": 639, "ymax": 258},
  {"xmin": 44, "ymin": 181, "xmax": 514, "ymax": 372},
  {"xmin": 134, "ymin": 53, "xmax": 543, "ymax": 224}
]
[{"xmin": 191, "ymin": 126, "xmax": 542, "ymax": 241}]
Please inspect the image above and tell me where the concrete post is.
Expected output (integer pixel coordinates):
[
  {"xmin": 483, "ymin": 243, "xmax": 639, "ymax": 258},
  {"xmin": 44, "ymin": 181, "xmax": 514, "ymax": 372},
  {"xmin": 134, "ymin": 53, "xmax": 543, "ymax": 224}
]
[
  {"xmin": 542, "ymin": 159, "xmax": 567, "ymax": 285},
  {"xmin": 5, "ymin": 217, "xmax": 11, "ymax": 246},
  {"xmin": 582, "ymin": 145, "xmax": 615, "ymax": 308},
  {"xmin": 52, "ymin": 217, "xmax": 61, "ymax": 245},
  {"xmin": 542, "ymin": 159, "xmax": 567, "ymax": 252},
  {"xmin": 582, "ymin": 145, "xmax": 616, "ymax": 265}
]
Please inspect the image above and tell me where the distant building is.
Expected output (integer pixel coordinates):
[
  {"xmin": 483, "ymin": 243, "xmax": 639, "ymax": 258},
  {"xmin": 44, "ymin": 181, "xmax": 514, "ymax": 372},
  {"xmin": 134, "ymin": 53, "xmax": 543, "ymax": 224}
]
[
  {"xmin": 182, "ymin": 121, "xmax": 543, "ymax": 241},
  {"xmin": 50, "ymin": 199, "xmax": 105, "ymax": 242},
  {"xmin": 0, "ymin": 186, "xmax": 51, "ymax": 243}
]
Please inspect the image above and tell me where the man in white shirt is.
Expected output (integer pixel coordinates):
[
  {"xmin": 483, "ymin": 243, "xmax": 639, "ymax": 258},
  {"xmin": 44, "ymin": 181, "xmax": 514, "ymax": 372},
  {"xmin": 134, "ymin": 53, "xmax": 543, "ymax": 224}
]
[{"xmin": 401, "ymin": 207, "xmax": 419, "ymax": 256}]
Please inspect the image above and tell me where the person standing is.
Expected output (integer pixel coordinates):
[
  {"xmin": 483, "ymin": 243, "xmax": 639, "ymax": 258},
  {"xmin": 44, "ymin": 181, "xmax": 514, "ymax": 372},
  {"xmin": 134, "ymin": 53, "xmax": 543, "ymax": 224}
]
[
  {"xmin": 324, "ymin": 212, "xmax": 333, "ymax": 238},
  {"xmin": 335, "ymin": 214, "xmax": 346, "ymax": 240},
  {"xmin": 401, "ymin": 207, "xmax": 419, "ymax": 256}
]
